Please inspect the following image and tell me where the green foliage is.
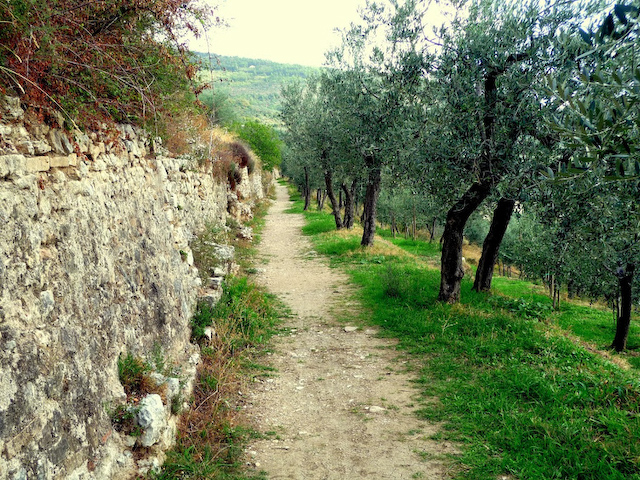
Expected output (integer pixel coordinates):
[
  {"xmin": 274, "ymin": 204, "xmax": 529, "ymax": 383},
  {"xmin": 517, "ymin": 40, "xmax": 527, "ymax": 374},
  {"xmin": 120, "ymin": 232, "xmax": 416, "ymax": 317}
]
[
  {"xmin": 191, "ymin": 276, "xmax": 280, "ymax": 349},
  {"xmin": 464, "ymin": 213, "xmax": 490, "ymax": 246},
  {"xmin": 392, "ymin": 237, "xmax": 441, "ymax": 259},
  {"xmin": 153, "ymin": 441, "xmax": 267, "ymax": 480},
  {"xmin": 117, "ymin": 352, "xmax": 151, "ymax": 396},
  {"xmin": 549, "ymin": 3, "xmax": 640, "ymax": 174},
  {"xmin": 301, "ymin": 210, "xmax": 338, "ymax": 237},
  {"xmin": 108, "ymin": 403, "xmax": 141, "ymax": 437},
  {"xmin": 199, "ymin": 88, "xmax": 239, "ymax": 126},
  {"xmin": 231, "ymin": 120, "xmax": 283, "ymax": 171},
  {"xmin": 557, "ymin": 301, "xmax": 640, "ymax": 351},
  {"xmin": 170, "ymin": 393, "xmax": 184, "ymax": 416},
  {"xmin": 488, "ymin": 296, "xmax": 553, "ymax": 321}
]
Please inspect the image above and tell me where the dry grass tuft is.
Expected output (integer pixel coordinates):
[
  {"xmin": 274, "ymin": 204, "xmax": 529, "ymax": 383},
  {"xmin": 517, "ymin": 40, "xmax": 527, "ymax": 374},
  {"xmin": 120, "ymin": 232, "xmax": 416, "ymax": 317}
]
[
  {"xmin": 462, "ymin": 243, "xmax": 483, "ymax": 264},
  {"xmin": 176, "ymin": 337, "xmax": 245, "ymax": 458}
]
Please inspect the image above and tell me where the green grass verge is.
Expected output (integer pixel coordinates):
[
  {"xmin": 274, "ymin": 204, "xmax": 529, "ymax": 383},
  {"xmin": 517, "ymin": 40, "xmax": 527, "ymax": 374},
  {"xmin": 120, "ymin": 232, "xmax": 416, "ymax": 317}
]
[
  {"xmin": 283, "ymin": 187, "xmax": 640, "ymax": 480},
  {"xmin": 153, "ymin": 195, "xmax": 283, "ymax": 480},
  {"xmin": 153, "ymin": 275, "xmax": 280, "ymax": 480}
]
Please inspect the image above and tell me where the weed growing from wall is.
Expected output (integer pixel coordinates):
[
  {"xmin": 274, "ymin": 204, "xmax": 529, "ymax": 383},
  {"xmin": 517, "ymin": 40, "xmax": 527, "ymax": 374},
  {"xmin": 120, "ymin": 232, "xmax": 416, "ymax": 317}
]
[{"xmin": 117, "ymin": 353, "xmax": 152, "ymax": 397}]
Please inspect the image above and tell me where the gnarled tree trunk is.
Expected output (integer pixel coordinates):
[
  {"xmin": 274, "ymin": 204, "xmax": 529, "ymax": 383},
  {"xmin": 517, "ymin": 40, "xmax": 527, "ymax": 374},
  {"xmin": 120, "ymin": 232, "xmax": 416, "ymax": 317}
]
[
  {"xmin": 438, "ymin": 180, "xmax": 492, "ymax": 303},
  {"xmin": 303, "ymin": 166, "xmax": 311, "ymax": 211},
  {"xmin": 612, "ymin": 263, "xmax": 635, "ymax": 352},
  {"xmin": 473, "ymin": 197, "xmax": 515, "ymax": 292},
  {"xmin": 428, "ymin": 217, "xmax": 437, "ymax": 242},
  {"xmin": 324, "ymin": 168, "xmax": 343, "ymax": 230},
  {"xmin": 361, "ymin": 157, "xmax": 382, "ymax": 247},
  {"xmin": 341, "ymin": 179, "xmax": 357, "ymax": 229}
]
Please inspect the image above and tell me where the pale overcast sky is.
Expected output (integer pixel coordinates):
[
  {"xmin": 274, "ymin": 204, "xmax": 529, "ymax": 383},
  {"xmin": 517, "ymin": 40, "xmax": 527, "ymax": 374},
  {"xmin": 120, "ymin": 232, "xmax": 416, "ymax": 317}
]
[{"xmin": 189, "ymin": 0, "xmax": 368, "ymax": 67}]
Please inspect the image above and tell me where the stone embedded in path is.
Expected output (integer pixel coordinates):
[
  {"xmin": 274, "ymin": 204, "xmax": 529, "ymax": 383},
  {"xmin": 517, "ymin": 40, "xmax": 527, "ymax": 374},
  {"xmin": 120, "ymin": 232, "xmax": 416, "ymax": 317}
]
[
  {"xmin": 366, "ymin": 406, "xmax": 386, "ymax": 414},
  {"xmin": 344, "ymin": 326, "xmax": 358, "ymax": 333}
]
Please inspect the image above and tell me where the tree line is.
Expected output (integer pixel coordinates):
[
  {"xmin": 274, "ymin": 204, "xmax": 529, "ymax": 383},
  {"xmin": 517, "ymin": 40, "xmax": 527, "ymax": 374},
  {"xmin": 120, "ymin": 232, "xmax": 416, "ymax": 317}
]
[{"xmin": 280, "ymin": 0, "xmax": 640, "ymax": 351}]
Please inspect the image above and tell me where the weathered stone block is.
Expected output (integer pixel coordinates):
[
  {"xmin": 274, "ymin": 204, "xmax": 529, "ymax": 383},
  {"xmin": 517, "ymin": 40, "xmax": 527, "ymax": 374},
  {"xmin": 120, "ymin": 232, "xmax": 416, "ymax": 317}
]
[
  {"xmin": 49, "ymin": 154, "xmax": 77, "ymax": 169},
  {"xmin": 25, "ymin": 157, "xmax": 50, "ymax": 173},
  {"xmin": 0, "ymin": 154, "xmax": 26, "ymax": 177},
  {"xmin": 74, "ymin": 132, "xmax": 90, "ymax": 153},
  {"xmin": 49, "ymin": 156, "xmax": 68, "ymax": 168},
  {"xmin": 48, "ymin": 130, "xmax": 74, "ymax": 155},
  {"xmin": 32, "ymin": 140, "xmax": 52, "ymax": 155},
  {"xmin": 136, "ymin": 394, "xmax": 166, "ymax": 447}
]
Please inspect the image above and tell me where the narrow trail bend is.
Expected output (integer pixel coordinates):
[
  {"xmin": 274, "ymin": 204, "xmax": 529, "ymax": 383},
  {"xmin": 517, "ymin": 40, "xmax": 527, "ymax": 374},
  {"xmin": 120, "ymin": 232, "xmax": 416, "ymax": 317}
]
[{"xmin": 245, "ymin": 183, "xmax": 453, "ymax": 479}]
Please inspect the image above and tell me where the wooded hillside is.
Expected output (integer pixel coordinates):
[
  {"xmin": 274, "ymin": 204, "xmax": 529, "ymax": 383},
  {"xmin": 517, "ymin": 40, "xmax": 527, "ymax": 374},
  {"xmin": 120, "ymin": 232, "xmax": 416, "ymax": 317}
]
[{"xmin": 194, "ymin": 53, "xmax": 319, "ymax": 125}]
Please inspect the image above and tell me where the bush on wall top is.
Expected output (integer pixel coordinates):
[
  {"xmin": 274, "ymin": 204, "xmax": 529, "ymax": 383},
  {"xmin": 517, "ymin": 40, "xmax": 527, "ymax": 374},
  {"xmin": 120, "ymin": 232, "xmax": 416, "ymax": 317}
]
[{"xmin": 0, "ymin": 0, "xmax": 219, "ymax": 128}]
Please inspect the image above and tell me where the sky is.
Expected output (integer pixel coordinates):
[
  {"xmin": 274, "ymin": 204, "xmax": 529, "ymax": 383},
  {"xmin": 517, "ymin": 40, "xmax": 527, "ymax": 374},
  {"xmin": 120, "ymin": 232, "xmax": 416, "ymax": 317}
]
[{"xmin": 189, "ymin": 0, "xmax": 369, "ymax": 67}]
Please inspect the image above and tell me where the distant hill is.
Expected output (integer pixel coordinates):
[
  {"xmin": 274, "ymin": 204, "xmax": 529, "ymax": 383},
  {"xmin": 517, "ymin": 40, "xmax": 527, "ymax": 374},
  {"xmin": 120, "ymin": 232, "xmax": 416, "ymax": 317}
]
[{"xmin": 194, "ymin": 53, "xmax": 320, "ymax": 125}]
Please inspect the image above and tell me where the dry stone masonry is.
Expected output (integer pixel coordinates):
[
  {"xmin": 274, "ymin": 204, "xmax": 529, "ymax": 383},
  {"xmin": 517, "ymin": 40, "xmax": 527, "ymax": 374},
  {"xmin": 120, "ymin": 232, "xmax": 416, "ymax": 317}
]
[{"xmin": 0, "ymin": 96, "xmax": 267, "ymax": 479}]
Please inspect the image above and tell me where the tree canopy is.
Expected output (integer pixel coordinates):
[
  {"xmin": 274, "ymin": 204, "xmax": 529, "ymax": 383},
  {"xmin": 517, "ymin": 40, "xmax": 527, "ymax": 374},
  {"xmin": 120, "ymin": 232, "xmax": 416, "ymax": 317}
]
[{"xmin": 280, "ymin": 0, "xmax": 640, "ymax": 350}]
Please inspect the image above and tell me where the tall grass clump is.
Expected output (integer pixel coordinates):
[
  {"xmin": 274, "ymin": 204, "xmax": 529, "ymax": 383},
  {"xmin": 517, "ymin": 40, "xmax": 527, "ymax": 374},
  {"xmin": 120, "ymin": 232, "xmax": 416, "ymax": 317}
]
[{"xmin": 191, "ymin": 276, "xmax": 280, "ymax": 349}]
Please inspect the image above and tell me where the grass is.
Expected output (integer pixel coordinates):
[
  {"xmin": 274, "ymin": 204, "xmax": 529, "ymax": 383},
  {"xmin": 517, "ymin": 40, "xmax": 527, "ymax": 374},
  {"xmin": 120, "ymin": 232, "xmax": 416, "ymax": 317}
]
[
  {"xmin": 153, "ymin": 192, "xmax": 282, "ymax": 480},
  {"xmin": 154, "ymin": 274, "xmax": 281, "ymax": 480},
  {"xmin": 117, "ymin": 352, "xmax": 152, "ymax": 397},
  {"xmin": 283, "ymin": 185, "xmax": 640, "ymax": 480}
]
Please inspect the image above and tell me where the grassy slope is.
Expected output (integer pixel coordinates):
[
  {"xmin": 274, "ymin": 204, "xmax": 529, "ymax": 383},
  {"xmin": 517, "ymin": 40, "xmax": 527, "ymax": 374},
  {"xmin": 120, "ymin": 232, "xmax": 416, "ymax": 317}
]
[{"xmin": 287, "ymin": 185, "xmax": 640, "ymax": 480}]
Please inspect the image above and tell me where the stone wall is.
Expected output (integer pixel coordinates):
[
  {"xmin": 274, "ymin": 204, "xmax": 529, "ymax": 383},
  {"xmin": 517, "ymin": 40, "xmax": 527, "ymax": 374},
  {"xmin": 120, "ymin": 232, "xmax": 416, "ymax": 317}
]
[{"xmin": 0, "ymin": 96, "xmax": 266, "ymax": 479}]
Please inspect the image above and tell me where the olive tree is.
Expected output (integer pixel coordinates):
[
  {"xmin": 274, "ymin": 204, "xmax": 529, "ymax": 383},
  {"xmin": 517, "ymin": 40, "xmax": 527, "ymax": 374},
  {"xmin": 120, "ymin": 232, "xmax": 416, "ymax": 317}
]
[{"xmin": 548, "ymin": 3, "xmax": 640, "ymax": 350}]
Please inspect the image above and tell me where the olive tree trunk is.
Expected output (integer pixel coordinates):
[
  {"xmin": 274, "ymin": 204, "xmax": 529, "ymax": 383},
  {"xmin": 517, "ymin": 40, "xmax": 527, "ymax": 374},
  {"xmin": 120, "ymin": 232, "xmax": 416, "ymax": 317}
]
[
  {"xmin": 303, "ymin": 166, "xmax": 311, "ymax": 211},
  {"xmin": 361, "ymin": 157, "xmax": 382, "ymax": 247},
  {"xmin": 324, "ymin": 168, "xmax": 343, "ymax": 230},
  {"xmin": 438, "ymin": 180, "xmax": 492, "ymax": 303},
  {"xmin": 473, "ymin": 197, "xmax": 516, "ymax": 292},
  {"xmin": 612, "ymin": 263, "xmax": 635, "ymax": 352},
  {"xmin": 341, "ymin": 178, "xmax": 358, "ymax": 229}
]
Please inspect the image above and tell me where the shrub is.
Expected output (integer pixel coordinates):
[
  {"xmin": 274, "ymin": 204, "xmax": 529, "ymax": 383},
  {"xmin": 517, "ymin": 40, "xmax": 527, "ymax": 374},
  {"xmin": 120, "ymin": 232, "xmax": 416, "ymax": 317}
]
[
  {"xmin": 0, "ymin": 0, "xmax": 218, "ymax": 127},
  {"xmin": 231, "ymin": 120, "xmax": 282, "ymax": 171},
  {"xmin": 231, "ymin": 141, "xmax": 251, "ymax": 168}
]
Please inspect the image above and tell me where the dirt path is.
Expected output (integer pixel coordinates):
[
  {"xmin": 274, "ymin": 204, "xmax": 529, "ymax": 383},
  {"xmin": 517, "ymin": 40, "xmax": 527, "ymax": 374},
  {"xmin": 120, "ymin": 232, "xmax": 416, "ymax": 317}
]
[{"xmin": 245, "ymin": 184, "xmax": 454, "ymax": 479}]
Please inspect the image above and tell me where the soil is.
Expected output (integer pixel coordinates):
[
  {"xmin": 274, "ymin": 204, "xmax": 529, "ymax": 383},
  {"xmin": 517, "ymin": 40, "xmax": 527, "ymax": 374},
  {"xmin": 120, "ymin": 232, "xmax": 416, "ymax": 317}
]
[{"xmin": 243, "ymin": 184, "xmax": 455, "ymax": 479}]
